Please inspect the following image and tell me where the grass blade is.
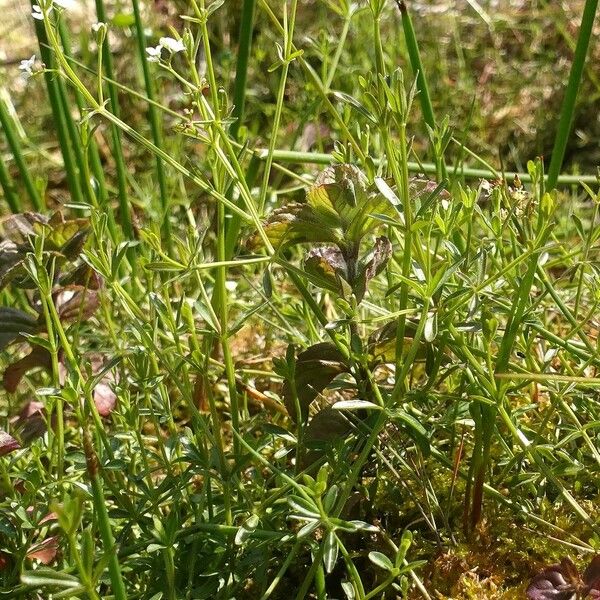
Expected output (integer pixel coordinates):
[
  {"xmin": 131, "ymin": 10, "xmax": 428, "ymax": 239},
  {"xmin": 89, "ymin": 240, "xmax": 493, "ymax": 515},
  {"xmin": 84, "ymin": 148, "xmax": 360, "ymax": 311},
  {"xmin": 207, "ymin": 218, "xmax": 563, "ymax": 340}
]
[
  {"xmin": 0, "ymin": 151, "xmax": 20, "ymax": 213},
  {"xmin": 0, "ymin": 91, "xmax": 42, "ymax": 210},
  {"xmin": 546, "ymin": 0, "xmax": 599, "ymax": 190}
]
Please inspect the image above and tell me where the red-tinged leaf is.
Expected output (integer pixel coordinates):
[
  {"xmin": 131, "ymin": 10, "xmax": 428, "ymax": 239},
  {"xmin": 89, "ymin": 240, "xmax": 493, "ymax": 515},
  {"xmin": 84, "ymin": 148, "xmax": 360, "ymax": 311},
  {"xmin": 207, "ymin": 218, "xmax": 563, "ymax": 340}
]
[
  {"xmin": 0, "ymin": 306, "xmax": 39, "ymax": 351},
  {"xmin": 94, "ymin": 381, "xmax": 117, "ymax": 417},
  {"xmin": 10, "ymin": 401, "xmax": 47, "ymax": 443},
  {"xmin": 0, "ymin": 430, "xmax": 20, "ymax": 456},
  {"xmin": 304, "ymin": 245, "xmax": 349, "ymax": 295},
  {"xmin": 56, "ymin": 286, "xmax": 100, "ymax": 322},
  {"xmin": 3, "ymin": 345, "xmax": 52, "ymax": 393},
  {"xmin": 0, "ymin": 212, "xmax": 48, "ymax": 244},
  {"xmin": 584, "ymin": 556, "xmax": 600, "ymax": 595},
  {"xmin": 526, "ymin": 559, "xmax": 579, "ymax": 600},
  {"xmin": 354, "ymin": 236, "xmax": 392, "ymax": 300},
  {"xmin": 0, "ymin": 552, "xmax": 11, "ymax": 571},
  {"xmin": 39, "ymin": 512, "xmax": 58, "ymax": 525},
  {"xmin": 27, "ymin": 535, "xmax": 59, "ymax": 565}
]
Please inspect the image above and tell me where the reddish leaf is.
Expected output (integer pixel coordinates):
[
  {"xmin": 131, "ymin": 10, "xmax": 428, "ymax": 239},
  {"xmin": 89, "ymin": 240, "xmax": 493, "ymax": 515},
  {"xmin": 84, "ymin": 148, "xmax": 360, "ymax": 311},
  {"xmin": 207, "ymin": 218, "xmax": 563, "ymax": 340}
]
[
  {"xmin": 3, "ymin": 345, "xmax": 52, "ymax": 393},
  {"xmin": 584, "ymin": 556, "xmax": 600, "ymax": 597},
  {"xmin": 10, "ymin": 401, "xmax": 47, "ymax": 443},
  {"xmin": 27, "ymin": 535, "xmax": 59, "ymax": 565},
  {"xmin": 527, "ymin": 559, "xmax": 579, "ymax": 600},
  {"xmin": 0, "ymin": 551, "xmax": 11, "ymax": 571},
  {"xmin": 56, "ymin": 285, "xmax": 100, "ymax": 322},
  {"xmin": 94, "ymin": 381, "xmax": 117, "ymax": 417},
  {"xmin": 0, "ymin": 430, "xmax": 20, "ymax": 456}
]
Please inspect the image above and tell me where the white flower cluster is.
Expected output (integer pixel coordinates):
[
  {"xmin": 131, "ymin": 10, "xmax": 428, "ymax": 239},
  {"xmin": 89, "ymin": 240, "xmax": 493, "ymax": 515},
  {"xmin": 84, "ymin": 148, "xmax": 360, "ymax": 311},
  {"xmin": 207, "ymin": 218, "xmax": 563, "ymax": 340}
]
[
  {"xmin": 146, "ymin": 37, "xmax": 185, "ymax": 63},
  {"xmin": 31, "ymin": 0, "xmax": 74, "ymax": 20},
  {"xmin": 19, "ymin": 55, "xmax": 37, "ymax": 78}
]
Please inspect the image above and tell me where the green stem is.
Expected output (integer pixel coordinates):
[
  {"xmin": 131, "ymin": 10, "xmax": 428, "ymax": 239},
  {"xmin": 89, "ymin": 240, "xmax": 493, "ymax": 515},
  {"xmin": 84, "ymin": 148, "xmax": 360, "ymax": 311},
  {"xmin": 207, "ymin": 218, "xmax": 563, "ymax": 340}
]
[
  {"xmin": 82, "ymin": 428, "xmax": 128, "ymax": 600},
  {"xmin": 94, "ymin": 0, "xmax": 134, "ymax": 239},
  {"xmin": 131, "ymin": 0, "xmax": 172, "ymax": 244}
]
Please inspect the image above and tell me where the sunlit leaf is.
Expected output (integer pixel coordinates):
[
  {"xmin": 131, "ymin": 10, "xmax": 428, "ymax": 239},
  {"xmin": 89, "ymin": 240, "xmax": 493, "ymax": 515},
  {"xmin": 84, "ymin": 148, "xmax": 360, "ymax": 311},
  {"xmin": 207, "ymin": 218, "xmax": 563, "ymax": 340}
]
[
  {"xmin": 322, "ymin": 530, "xmax": 339, "ymax": 574},
  {"xmin": 367, "ymin": 320, "xmax": 425, "ymax": 365},
  {"xmin": 304, "ymin": 245, "xmax": 349, "ymax": 295},
  {"xmin": 354, "ymin": 236, "xmax": 392, "ymax": 300},
  {"xmin": 368, "ymin": 551, "xmax": 394, "ymax": 572}
]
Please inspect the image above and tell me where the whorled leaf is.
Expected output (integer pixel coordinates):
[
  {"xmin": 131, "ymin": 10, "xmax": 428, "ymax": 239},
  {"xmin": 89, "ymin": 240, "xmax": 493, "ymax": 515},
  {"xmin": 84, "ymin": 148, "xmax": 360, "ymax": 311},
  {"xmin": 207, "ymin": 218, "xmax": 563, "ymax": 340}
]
[
  {"xmin": 0, "ymin": 213, "xmax": 90, "ymax": 292},
  {"xmin": 282, "ymin": 342, "xmax": 349, "ymax": 422},
  {"xmin": 0, "ymin": 307, "xmax": 40, "ymax": 352}
]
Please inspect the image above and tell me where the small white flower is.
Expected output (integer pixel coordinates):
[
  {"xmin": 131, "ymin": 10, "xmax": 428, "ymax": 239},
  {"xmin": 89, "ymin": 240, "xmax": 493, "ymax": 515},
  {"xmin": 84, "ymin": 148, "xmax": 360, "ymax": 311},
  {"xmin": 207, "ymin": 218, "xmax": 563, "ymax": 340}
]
[
  {"xmin": 31, "ymin": 4, "xmax": 47, "ymax": 20},
  {"xmin": 91, "ymin": 22, "xmax": 106, "ymax": 33},
  {"xmin": 146, "ymin": 45, "xmax": 162, "ymax": 63},
  {"xmin": 159, "ymin": 37, "xmax": 185, "ymax": 53},
  {"xmin": 19, "ymin": 55, "xmax": 37, "ymax": 78}
]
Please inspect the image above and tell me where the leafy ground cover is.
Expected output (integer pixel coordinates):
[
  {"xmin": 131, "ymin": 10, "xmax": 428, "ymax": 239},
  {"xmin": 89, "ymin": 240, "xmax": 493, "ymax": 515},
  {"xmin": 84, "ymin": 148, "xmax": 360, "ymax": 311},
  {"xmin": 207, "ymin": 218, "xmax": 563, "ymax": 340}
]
[{"xmin": 0, "ymin": 0, "xmax": 600, "ymax": 598}]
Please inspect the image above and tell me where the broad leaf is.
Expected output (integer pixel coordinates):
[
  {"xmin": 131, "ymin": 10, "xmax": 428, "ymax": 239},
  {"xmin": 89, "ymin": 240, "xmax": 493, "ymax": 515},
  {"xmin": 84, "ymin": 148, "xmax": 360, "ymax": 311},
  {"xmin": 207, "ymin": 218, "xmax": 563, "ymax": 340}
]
[
  {"xmin": 247, "ymin": 202, "xmax": 338, "ymax": 250},
  {"xmin": 304, "ymin": 407, "xmax": 353, "ymax": 443},
  {"xmin": 282, "ymin": 343, "xmax": 349, "ymax": 422},
  {"xmin": 526, "ymin": 559, "xmax": 579, "ymax": 600},
  {"xmin": 303, "ymin": 246, "xmax": 349, "ymax": 295},
  {"xmin": 0, "ymin": 307, "xmax": 39, "ymax": 351},
  {"xmin": 0, "ymin": 431, "xmax": 20, "ymax": 456},
  {"xmin": 367, "ymin": 320, "xmax": 425, "ymax": 365},
  {"xmin": 249, "ymin": 164, "xmax": 395, "ymax": 251},
  {"xmin": 354, "ymin": 236, "xmax": 392, "ymax": 300},
  {"xmin": 584, "ymin": 556, "xmax": 600, "ymax": 597},
  {"xmin": 3, "ymin": 345, "xmax": 52, "ymax": 393},
  {"xmin": 56, "ymin": 286, "xmax": 100, "ymax": 322},
  {"xmin": 0, "ymin": 213, "xmax": 48, "ymax": 244}
]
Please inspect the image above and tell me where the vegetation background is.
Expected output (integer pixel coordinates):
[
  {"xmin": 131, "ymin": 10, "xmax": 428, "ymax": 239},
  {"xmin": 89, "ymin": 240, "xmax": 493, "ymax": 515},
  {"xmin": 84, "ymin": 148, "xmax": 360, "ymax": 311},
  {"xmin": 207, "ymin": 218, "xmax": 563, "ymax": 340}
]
[{"xmin": 0, "ymin": 0, "xmax": 599, "ymax": 598}]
